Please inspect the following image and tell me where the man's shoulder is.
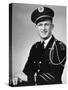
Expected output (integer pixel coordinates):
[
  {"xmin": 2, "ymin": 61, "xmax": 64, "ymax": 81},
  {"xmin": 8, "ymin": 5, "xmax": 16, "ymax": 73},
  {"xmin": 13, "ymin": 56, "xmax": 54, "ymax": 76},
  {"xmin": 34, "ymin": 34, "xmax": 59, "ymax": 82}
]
[
  {"xmin": 56, "ymin": 39, "xmax": 66, "ymax": 51},
  {"xmin": 29, "ymin": 41, "xmax": 41, "ymax": 53},
  {"xmin": 31, "ymin": 41, "xmax": 41, "ymax": 48},
  {"xmin": 31, "ymin": 41, "xmax": 41, "ymax": 49}
]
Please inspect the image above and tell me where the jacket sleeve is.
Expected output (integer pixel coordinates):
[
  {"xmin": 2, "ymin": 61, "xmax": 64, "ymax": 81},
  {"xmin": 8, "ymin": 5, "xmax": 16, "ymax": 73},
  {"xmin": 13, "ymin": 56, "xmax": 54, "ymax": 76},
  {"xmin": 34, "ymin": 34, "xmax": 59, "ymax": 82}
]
[{"xmin": 23, "ymin": 46, "xmax": 35, "ymax": 76}]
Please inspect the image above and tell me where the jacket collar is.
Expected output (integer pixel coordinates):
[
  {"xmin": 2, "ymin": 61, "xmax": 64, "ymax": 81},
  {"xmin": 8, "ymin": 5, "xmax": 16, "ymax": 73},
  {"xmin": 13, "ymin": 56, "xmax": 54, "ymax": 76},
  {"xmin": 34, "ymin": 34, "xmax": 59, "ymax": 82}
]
[{"xmin": 41, "ymin": 35, "xmax": 56, "ymax": 49}]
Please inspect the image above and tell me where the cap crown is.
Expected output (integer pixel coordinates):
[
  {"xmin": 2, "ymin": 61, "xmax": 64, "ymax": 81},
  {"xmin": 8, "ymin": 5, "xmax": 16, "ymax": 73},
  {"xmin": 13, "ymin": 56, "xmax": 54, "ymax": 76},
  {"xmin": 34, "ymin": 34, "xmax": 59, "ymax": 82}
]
[{"xmin": 31, "ymin": 7, "xmax": 54, "ymax": 24}]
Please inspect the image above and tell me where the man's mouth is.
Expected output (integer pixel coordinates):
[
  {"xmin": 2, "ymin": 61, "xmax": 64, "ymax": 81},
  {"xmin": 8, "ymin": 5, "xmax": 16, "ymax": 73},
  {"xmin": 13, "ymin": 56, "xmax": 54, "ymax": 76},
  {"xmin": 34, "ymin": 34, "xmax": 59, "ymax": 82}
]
[{"xmin": 41, "ymin": 30, "xmax": 47, "ymax": 34}]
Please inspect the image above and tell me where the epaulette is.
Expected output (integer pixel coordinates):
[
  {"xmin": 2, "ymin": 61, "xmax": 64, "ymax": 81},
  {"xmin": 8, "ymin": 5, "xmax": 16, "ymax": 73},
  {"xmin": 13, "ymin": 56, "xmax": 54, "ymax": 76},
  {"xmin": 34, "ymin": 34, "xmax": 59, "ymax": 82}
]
[
  {"xmin": 32, "ymin": 41, "xmax": 41, "ymax": 48},
  {"xmin": 56, "ymin": 40, "xmax": 66, "ymax": 51}
]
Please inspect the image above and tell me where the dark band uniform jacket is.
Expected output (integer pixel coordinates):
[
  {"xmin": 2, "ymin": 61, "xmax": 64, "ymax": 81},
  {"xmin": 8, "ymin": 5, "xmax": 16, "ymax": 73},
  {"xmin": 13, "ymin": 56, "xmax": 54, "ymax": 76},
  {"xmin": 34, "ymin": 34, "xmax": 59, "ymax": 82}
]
[{"xmin": 22, "ymin": 35, "xmax": 66, "ymax": 86}]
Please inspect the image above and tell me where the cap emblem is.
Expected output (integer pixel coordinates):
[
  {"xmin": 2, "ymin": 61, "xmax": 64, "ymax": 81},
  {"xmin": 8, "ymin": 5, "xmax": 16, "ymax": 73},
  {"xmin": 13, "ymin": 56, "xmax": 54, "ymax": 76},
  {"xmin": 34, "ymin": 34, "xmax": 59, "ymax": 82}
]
[{"xmin": 38, "ymin": 7, "xmax": 44, "ymax": 12}]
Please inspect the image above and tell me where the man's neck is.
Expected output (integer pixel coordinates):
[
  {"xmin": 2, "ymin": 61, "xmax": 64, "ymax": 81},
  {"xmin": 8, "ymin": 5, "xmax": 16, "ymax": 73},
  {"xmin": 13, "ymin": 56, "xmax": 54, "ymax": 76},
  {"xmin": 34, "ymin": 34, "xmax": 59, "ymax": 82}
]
[{"xmin": 41, "ymin": 35, "xmax": 52, "ymax": 48}]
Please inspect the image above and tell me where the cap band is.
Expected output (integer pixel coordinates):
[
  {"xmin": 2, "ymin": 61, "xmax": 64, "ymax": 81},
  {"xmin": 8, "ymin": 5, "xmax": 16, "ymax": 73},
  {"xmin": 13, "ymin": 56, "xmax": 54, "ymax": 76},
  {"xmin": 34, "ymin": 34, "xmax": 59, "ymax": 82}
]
[{"xmin": 35, "ymin": 15, "xmax": 52, "ymax": 23}]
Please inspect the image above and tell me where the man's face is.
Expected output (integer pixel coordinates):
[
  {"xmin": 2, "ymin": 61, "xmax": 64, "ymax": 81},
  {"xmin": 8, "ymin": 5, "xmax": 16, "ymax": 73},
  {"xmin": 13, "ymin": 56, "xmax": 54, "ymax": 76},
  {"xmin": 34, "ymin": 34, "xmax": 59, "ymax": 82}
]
[{"xmin": 36, "ymin": 20, "xmax": 54, "ymax": 40}]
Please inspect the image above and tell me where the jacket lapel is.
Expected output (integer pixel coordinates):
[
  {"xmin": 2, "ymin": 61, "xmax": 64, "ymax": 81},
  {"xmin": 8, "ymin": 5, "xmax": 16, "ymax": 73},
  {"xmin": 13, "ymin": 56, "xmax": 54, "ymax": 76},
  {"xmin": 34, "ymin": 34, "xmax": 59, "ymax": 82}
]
[{"xmin": 44, "ymin": 35, "xmax": 56, "ymax": 50}]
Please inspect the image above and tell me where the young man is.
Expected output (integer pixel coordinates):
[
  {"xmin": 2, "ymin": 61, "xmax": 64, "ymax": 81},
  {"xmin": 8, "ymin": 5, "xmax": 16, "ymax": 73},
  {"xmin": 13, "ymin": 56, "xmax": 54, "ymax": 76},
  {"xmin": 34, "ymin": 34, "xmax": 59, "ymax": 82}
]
[
  {"xmin": 11, "ymin": 6, "xmax": 66, "ymax": 86},
  {"xmin": 22, "ymin": 7, "xmax": 66, "ymax": 85}
]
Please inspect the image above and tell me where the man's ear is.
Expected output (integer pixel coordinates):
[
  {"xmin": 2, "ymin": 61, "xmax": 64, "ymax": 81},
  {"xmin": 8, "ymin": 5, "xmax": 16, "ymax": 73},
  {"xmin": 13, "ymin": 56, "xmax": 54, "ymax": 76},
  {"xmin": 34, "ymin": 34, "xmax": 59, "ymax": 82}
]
[{"xmin": 51, "ymin": 24, "xmax": 54, "ymax": 30}]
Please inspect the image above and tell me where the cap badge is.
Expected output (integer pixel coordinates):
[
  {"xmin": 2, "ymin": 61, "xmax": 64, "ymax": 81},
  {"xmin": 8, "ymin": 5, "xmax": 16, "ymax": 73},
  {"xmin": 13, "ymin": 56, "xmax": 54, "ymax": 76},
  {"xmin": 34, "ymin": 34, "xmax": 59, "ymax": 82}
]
[{"xmin": 38, "ymin": 7, "xmax": 44, "ymax": 12}]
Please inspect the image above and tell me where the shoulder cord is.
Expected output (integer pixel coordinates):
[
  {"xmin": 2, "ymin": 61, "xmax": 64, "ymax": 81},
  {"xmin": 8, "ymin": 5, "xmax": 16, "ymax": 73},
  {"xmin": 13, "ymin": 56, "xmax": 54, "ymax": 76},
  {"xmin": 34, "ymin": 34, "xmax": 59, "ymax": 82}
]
[{"xmin": 49, "ymin": 39, "xmax": 66, "ymax": 67}]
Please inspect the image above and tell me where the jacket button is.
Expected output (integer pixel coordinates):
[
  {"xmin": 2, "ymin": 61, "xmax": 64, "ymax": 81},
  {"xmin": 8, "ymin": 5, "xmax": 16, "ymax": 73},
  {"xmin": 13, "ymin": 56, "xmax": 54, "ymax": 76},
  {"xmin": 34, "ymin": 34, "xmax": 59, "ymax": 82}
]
[
  {"xmin": 39, "ymin": 61, "xmax": 42, "ymax": 64},
  {"xmin": 37, "ymin": 69, "xmax": 40, "ymax": 72},
  {"xmin": 34, "ymin": 61, "xmax": 36, "ymax": 63}
]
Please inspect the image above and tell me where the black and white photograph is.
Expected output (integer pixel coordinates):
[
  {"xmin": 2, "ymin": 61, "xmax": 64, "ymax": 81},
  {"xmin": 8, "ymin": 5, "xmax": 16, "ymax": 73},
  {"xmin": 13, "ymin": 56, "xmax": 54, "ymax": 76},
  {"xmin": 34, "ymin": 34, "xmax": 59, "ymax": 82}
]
[{"xmin": 9, "ymin": 3, "xmax": 66, "ymax": 87}]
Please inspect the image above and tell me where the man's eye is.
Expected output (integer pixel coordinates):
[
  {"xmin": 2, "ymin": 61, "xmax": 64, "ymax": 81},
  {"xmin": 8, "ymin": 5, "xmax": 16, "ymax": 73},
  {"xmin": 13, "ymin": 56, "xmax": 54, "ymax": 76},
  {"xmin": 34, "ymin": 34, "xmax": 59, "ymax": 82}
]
[
  {"xmin": 45, "ymin": 24, "xmax": 48, "ymax": 26},
  {"xmin": 38, "ymin": 24, "xmax": 42, "ymax": 26},
  {"xmin": 45, "ymin": 24, "xmax": 51, "ymax": 26}
]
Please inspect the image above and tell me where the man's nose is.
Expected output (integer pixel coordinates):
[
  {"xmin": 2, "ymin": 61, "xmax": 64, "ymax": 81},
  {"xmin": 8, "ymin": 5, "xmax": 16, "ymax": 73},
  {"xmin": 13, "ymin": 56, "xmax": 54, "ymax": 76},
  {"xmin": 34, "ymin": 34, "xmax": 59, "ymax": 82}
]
[{"xmin": 42, "ymin": 25, "xmax": 46, "ymax": 30}]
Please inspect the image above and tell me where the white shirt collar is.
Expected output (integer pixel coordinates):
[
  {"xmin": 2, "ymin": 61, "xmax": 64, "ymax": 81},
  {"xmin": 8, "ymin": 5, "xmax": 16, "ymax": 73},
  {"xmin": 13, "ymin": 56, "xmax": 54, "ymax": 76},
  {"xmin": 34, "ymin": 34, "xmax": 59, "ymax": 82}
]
[{"xmin": 41, "ymin": 35, "xmax": 52, "ymax": 48}]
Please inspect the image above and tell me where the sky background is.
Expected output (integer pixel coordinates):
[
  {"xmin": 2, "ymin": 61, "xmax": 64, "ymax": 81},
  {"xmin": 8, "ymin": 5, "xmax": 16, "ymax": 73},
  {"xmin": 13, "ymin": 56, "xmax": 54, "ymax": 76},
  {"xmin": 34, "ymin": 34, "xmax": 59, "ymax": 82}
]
[{"xmin": 12, "ymin": 3, "xmax": 66, "ymax": 83}]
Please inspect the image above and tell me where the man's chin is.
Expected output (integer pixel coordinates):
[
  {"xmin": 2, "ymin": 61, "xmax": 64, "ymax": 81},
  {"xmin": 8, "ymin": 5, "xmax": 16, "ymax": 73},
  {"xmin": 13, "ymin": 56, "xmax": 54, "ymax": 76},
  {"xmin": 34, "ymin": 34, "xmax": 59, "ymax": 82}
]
[{"xmin": 40, "ymin": 35, "xmax": 50, "ymax": 40}]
